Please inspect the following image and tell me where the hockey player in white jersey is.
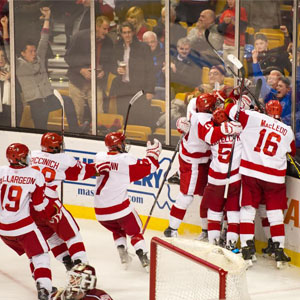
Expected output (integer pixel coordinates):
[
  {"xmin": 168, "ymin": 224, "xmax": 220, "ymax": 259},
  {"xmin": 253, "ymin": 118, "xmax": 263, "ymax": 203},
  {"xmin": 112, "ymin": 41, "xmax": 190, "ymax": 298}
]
[
  {"xmin": 226, "ymin": 100, "xmax": 296, "ymax": 268},
  {"xmin": 93, "ymin": 132, "xmax": 162, "ymax": 271},
  {"xmin": 30, "ymin": 132, "xmax": 97, "ymax": 269},
  {"xmin": 0, "ymin": 143, "xmax": 59, "ymax": 300},
  {"xmin": 203, "ymin": 108, "xmax": 242, "ymax": 250},
  {"xmin": 163, "ymin": 93, "xmax": 242, "ymax": 238}
]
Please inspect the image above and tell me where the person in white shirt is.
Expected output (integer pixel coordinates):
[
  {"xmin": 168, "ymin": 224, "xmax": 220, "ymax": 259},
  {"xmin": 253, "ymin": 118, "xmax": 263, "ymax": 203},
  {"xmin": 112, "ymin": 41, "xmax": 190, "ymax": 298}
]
[
  {"xmin": 0, "ymin": 143, "xmax": 57, "ymax": 300},
  {"xmin": 94, "ymin": 132, "xmax": 162, "ymax": 271},
  {"xmin": 226, "ymin": 100, "xmax": 296, "ymax": 268}
]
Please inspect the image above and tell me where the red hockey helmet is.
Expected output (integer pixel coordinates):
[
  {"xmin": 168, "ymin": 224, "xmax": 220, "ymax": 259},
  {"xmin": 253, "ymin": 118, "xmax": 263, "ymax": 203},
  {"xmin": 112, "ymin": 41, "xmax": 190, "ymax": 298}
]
[
  {"xmin": 41, "ymin": 132, "xmax": 63, "ymax": 153},
  {"xmin": 212, "ymin": 108, "xmax": 228, "ymax": 125},
  {"xmin": 66, "ymin": 263, "xmax": 97, "ymax": 298},
  {"xmin": 105, "ymin": 131, "xmax": 126, "ymax": 152},
  {"xmin": 265, "ymin": 100, "xmax": 282, "ymax": 119},
  {"xmin": 196, "ymin": 93, "xmax": 217, "ymax": 113},
  {"xmin": 6, "ymin": 143, "xmax": 30, "ymax": 166}
]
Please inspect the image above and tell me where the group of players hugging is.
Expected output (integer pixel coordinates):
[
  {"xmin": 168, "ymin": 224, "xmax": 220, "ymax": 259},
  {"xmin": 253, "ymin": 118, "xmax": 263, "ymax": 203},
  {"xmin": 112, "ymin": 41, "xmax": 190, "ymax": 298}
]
[
  {"xmin": 0, "ymin": 86, "xmax": 295, "ymax": 299},
  {"xmin": 163, "ymin": 88, "xmax": 295, "ymax": 271}
]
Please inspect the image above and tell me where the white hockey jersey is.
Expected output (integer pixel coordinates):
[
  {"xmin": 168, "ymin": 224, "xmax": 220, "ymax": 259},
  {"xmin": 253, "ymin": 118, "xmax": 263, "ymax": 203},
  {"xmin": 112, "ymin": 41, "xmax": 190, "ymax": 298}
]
[
  {"xmin": 0, "ymin": 166, "xmax": 46, "ymax": 236},
  {"xmin": 208, "ymin": 134, "xmax": 242, "ymax": 185},
  {"xmin": 94, "ymin": 152, "xmax": 158, "ymax": 221},
  {"xmin": 227, "ymin": 105, "xmax": 296, "ymax": 184},
  {"xmin": 30, "ymin": 150, "xmax": 95, "ymax": 199}
]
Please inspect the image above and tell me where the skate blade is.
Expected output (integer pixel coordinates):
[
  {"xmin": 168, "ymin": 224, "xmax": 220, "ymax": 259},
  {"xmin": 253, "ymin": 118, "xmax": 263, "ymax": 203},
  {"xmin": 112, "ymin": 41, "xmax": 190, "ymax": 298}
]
[
  {"xmin": 245, "ymin": 259, "xmax": 253, "ymax": 269},
  {"xmin": 121, "ymin": 255, "xmax": 133, "ymax": 270},
  {"xmin": 143, "ymin": 264, "xmax": 150, "ymax": 273},
  {"xmin": 251, "ymin": 255, "xmax": 257, "ymax": 262},
  {"xmin": 276, "ymin": 261, "xmax": 289, "ymax": 269}
]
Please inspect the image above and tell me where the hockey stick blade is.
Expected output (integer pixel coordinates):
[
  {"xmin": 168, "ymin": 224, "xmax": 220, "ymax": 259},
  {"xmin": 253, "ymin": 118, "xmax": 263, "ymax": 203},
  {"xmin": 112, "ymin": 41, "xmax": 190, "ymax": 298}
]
[
  {"xmin": 54, "ymin": 89, "xmax": 64, "ymax": 108},
  {"xmin": 227, "ymin": 54, "xmax": 243, "ymax": 70},
  {"xmin": 255, "ymin": 78, "xmax": 262, "ymax": 100},
  {"xmin": 129, "ymin": 90, "xmax": 144, "ymax": 105}
]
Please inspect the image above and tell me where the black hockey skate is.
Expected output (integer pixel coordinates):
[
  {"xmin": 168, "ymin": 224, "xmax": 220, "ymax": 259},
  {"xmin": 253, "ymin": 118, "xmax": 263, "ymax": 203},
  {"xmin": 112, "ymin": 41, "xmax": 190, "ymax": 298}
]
[
  {"xmin": 262, "ymin": 238, "xmax": 275, "ymax": 258},
  {"xmin": 167, "ymin": 171, "xmax": 180, "ymax": 185},
  {"xmin": 136, "ymin": 249, "xmax": 150, "ymax": 272},
  {"xmin": 164, "ymin": 226, "xmax": 178, "ymax": 237},
  {"xmin": 273, "ymin": 242, "xmax": 291, "ymax": 269},
  {"xmin": 37, "ymin": 283, "xmax": 50, "ymax": 300},
  {"xmin": 62, "ymin": 255, "xmax": 74, "ymax": 271},
  {"xmin": 241, "ymin": 239, "xmax": 256, "ymax": 268},
  {"xmin": 117, "ymin": 245, "xmax": 132, "ymax": 269}
]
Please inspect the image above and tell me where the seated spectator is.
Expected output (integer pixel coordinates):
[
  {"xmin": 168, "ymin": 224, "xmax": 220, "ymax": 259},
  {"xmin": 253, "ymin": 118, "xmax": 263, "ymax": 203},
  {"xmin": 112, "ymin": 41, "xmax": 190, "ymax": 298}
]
[
  {"xmin": 187, "ymin": 9, "xmax": 224, "ymax": 68},
  {"xmin": 153, "ymin": 6, "xmax": 186, "ymax": 55},
  {"xmin": 16, "ymin": 7, "xmax": 79, "ymax": 132},
  {"xmin": 217, "ymin": 0, "xmax": 248, "ymax": 70},
  {"xmin": 247, "ymin": 30, "xmax": 292, "ymax": 76},
  {"xmin": 142, "ymin": 31, "xmax": 165, "ymax": 100},
  {"xmin": 168, "ymin": 37, "xmax": 202, "ymax": 95},
  {"xmin": 198, "ymin": 64, "xmax": 226, "ymax": 93},
  {"xmin": 251, "ymin": 50, "xmax": 283, "ymax": 103},
  {"xmin": 65, "ymin": 16, "xmax": 113, "ymax": 131},
  {"xmin": 274, "ymin": 76, "xmax": 291, "ymax": 125},
  {"xmin": 109, "ymin": 22, "xmax": 160, "ymax": 130},
  {"xmin": 126, "ymin": 6, "xmax": 149, "ymax": 42}
]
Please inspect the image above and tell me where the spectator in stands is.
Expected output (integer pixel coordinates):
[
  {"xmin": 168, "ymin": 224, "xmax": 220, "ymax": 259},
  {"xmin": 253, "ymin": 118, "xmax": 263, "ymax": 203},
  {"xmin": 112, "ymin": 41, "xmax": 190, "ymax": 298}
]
[
  {"xmin": 126, "ymin": 6, "xmax": 149, "ymax": 42},
  {"xmin": 187, "ymin": 9, "xmax": 223, "ymax": 68},
  {"xmin": 248, "ymin": 30, "xmax": 292, "ymax": 76},
  {"xmin": 65, "ymin": 16, "xmax": 113, "ymax": 132},
  {"xmin": 198, "ymin": 64, "xmax": 226, "ymax": 93},
  {"xmin": 275, "ymin": 77, "xmax": 291, "ymax": 125},
  {"xmin": 16, "ymin": 7, "xmax": 79, "ymax": 132},
  {"xmin": 153, "ymin": 6, "xmax": 186, "ymax": 55},
  {"xmin": 142, "ymin": 31, "xmax": 165, "ymax": 100},
  {"xmin": 168, "ymin": 37, "xmax": 202, "ymax": 95},
  {"xmin": 252, "ymin": 48, "xmax": 283, "ymax": 103},
  {"xmin": 217, "ymin": 0, "xmax": 248, "ymax": 70},
  {"xmin": 109, "ymin": 22, "xmax": 159, "ymax": 129}
]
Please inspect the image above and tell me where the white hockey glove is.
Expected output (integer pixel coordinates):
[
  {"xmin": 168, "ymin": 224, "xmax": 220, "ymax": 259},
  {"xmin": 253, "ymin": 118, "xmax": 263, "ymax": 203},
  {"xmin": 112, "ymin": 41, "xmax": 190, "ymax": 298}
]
[
  {"xmin": 240, "ymin": 95, "xmax": 252, "ymax": 110},
  {"xmin": 220, "ymin": 121, "xmax": 242, "ymax": 135},
  {"xmin": 146, "ymin": 139, "xmax": 162, "ymax": 160},
  {"xmin": 47, "ymin": 202, "xmax": 62, "ymax": 224},
  {"xmin": 176, "ymin": 117, "xmax": 190, "ymax": 134}
]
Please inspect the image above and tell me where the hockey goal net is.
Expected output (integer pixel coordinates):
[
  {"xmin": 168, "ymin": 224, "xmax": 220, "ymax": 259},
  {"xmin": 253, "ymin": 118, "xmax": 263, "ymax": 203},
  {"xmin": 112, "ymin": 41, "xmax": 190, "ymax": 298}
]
[{"xmin": 149, "ymin": 237, "xmax": 250, "ymax": 300}]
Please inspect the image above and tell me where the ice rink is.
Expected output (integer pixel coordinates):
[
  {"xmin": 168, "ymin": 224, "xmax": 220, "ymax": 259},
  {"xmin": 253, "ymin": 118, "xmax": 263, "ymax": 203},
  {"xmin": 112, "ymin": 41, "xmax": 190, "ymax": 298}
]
[{"xmin": 1, "ymin": 218, "xmax": 300, "ymax": 300}]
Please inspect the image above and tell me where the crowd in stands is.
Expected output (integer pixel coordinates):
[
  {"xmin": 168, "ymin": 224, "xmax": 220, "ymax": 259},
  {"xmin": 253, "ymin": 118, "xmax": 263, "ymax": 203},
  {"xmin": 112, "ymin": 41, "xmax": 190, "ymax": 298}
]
[{"xmin": 0, "ymin": 0, "xmax": 299, "ymax": 145}]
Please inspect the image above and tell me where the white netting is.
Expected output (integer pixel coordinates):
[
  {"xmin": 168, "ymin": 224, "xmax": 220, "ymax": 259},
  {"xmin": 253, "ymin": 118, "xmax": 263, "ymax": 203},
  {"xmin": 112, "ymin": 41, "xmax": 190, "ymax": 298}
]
[{"xmin": 152, "ymin": 237, "xmax": 250, "ymax": 300}]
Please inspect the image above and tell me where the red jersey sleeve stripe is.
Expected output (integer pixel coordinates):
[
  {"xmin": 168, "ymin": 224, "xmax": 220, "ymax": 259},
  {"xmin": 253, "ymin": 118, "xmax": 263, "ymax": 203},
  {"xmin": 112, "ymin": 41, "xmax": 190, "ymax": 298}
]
[{"xmin": 208, "ymin": 167, "xmax": 239, "ymax": 179}]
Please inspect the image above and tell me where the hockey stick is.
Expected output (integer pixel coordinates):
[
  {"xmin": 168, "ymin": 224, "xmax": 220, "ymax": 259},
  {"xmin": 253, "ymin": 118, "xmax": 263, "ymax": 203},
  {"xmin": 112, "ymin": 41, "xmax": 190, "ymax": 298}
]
[
  {"xmin": 253, "ymin": 78, "xmax": 265, "ymax": 113},
  {"xmin": 287, "ymin": 154, "xmax": 300, "ymax": 178},
  {"xmin": 54, "ymin": 89, "xmax": 65, "ymax": 203},
  {"xmin": 223, "ymin": 59, "xmax": 245, "ymax": 199},
  {"xmin": 142, "ymin": 134, "xmax": 184, "ymax": 234},
  {"xmin": 204, "ymin": 29, "xmax": 260, "ymax": 105},
  {"xmin": 123, "ymin": 90, "xmax": 144, "ymax": 134}
]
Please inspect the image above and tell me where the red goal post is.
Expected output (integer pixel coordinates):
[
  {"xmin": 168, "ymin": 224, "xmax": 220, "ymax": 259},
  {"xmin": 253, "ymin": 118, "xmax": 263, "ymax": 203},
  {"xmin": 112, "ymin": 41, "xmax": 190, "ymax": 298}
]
[{"xmin": 149, "ymin": 237, "xmax": 249, "ymax": 300}]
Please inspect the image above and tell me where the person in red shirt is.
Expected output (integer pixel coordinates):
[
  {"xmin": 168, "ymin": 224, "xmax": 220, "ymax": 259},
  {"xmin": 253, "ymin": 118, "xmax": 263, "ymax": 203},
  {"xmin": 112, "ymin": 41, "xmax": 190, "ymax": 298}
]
[
  {"xmin": 52, "ymin": 263, "xmax": 113, "ymax": 300},
  {"xmin": 217, "ymin": 0, "xmax": 248, "ymax": 70}
]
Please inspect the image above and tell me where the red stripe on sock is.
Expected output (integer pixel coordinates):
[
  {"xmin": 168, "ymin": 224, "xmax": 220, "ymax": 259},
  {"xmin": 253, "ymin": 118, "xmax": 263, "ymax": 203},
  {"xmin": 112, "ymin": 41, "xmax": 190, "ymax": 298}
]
[
  {"xmin": 69, "ymin": 242, "xmax": 86, "ymax": 257},
  {"xmin": 208, "ymin": 221, "xmax": 221, "ymax": 231},
  {"xmin": 34, "ymin": 268, "xmax": 52, "ymax": 281},
  {"xmin": 228, "ymin": 223, "xmax": 239, "ymax": 234},
  {"xmin": 170, "ymin": 206, "xmax": 186, "ymax": 220},
  {"xmin": 270, "ymin": 224, "xmax": 285, "ymax": 237},
  {"xmin": 261, "ymin": 217, "xmax": 270, "ymax": 227},
  {"xmin": 52, "ymin": 243, "xmax": 68, "ymax": 257},
  {"xmin": 240, "ymin": 222, "xmax": 254, "ymax": 235}
]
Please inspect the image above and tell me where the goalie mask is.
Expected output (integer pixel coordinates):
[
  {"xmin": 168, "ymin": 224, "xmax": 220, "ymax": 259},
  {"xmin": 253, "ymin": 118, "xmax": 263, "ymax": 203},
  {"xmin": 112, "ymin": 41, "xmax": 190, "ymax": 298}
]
[
  {"xmin": 105, "ymin": 131, "xmax": 129, "ymax": 153},
  {"xmin": 65, "ymin": 263, "xmax": 97, "ymax": 299},
  {"xmin": 6, "ymin": 143, "xmax": 30, "ymax": 167},
  {"xmin": 266, "ymin": 100, "xmax": 282, "ymax": 119},
  {"xmin": 196, "ymin": 93, "xmax": 216, "ymax": 113},
  {"xmin": 212, "ymin": 108, "xmax": 228, "ymax": 125},
  {"xmin": 41, "ymin": 132, "xmax": 63, "ymax": 153}
]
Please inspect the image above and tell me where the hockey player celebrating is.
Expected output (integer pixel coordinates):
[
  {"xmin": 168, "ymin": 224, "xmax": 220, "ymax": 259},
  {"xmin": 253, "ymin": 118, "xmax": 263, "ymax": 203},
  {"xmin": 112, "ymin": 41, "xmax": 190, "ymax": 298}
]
[
  {"xmin": 226, "ymin": 99, "xmax": 296, "ymax": 268},
  {"xmin": 163, "ymin": 93, "xmax": 242, "ymax": 238},
  {"xmin": 93, "ymin": 132, "xmax": 162, "ymax": 271},
  {"xmin": 30, "ymin": 132, "xmax": 97, "ymax": 270},
  {"xmin": 52, "ymin": 263, "xmax": 113, "ymax": 300},
  {"xmin": 203, "ymin": 108, "xmax": 242, "ymax": 250},
  {"xmin": 0, "ymin": 143, "xmax": 59, "ymax": 300}
]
